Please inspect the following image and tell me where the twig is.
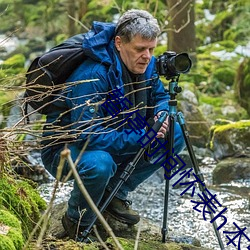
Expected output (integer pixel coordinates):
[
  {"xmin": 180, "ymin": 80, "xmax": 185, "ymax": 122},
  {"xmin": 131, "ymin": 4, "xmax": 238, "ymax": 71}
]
[
  {"xmin": 61, "ymin": 148, "xmax": 124, "ymax": 250},
  {"xmin": 134, "ymin": 220, "xmax": 142, "ymax": 250},
  {"xmin": 22, "ymin": 153, "xmax": 65, "ymax": 249},
  {"xmin": 93, "ymin": 225, "xmax": 110, "ymax": 250}
]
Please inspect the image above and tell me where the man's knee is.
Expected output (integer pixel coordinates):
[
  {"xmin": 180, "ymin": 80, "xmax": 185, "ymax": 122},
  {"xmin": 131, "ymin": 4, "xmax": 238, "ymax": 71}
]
[{"xmin": 77, "ymin": 150, "xmax": 117, "ymax": 181}]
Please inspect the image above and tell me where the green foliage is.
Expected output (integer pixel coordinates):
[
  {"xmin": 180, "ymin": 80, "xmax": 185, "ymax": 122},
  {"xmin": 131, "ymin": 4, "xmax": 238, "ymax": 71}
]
[
  {"xmin": 213, "ymin": 67, "xmax": 235, "ymax": 86},
  {"xmin": 234, "ymin": 57, "xmax": 250, "ymax": 115},
  {"xmin": 0, "ymin": 175, "xmax": 47, "ymax": 239},
  {"xmin": 0, "ymin": 54, "xmax": 26, "ymax": 85},
  {"xmin": 1, "ymin": 54, "xmax": 25, "ymax": 69},
  {"xmin": 196, "ymin": 0, "xmax": 250, "ymax": 47},
  {"xmin": 0, "ymin": 209, "xmax": 24, "ymax": 250}
]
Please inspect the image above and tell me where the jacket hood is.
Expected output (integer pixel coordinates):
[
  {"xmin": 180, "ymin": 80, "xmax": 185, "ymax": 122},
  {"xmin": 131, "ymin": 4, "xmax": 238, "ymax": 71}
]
[{"xmin": 82, "ymin": 21, "xmax": 116, "ymax": 65}]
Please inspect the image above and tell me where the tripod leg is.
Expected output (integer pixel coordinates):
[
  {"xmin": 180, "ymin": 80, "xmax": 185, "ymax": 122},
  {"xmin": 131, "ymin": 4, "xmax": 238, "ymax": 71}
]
[
  {"xmin": 177, "ymin": 112, "xmax": 225, "ymax": 250},
  {"xmin": 162, "ymin": 114, "xmax": 175, "ymax": 243}
]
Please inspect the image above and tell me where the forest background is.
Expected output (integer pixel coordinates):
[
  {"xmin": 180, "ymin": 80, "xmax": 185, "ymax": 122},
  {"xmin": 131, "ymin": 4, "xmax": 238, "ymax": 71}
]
[{"xmin": 0, "ymin": 0, "xmax": 250, "ymax": 124}]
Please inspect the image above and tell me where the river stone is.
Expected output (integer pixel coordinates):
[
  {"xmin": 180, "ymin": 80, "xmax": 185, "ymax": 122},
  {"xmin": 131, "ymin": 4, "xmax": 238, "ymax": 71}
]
[
  {"xmin": 209, "ymin": 120, "xmax": 250, "ymax": 160},
  {"xmin": 46, "ymin": 201, "xmax": 208, "ymax": 249},
  {"xmin": 213, "ymin": 157, "xmax": 250, "ymax": 184},
  {"xmin": 179, "ymin": 100, "xmax": 210, "ymax": 148}
]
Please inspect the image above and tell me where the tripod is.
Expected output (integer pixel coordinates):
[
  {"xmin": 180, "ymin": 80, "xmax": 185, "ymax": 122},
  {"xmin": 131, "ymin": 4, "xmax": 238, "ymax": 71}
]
[
  {"xmin": 82, "ymin": 77, "xmax": 225, "ymax": 250},
  {"xmin": 161, "ymin": 76, "xmax": 225, "ymax": 249}
]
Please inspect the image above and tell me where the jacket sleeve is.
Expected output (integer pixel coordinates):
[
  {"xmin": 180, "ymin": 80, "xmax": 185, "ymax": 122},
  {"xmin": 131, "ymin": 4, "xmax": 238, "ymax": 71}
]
[{"xmin": 65, "ymin": 60, "xmax": 146, "ymax": 156}]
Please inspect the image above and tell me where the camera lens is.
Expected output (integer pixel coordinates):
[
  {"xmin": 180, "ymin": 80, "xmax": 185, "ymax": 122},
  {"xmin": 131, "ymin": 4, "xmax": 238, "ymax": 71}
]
[{"xmin": 174, "ymin": 53, "xmax": 192, "ymax": 73}]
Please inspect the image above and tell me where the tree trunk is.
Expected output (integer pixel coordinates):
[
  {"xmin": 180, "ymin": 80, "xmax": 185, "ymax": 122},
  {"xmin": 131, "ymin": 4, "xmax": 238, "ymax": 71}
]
[
  {"xmin": 78, "ymin": 0, "xmax": 88, "ymax": 20},
  {"xmin": 167, "ymin": 0, "xmax": 196, "ymax": 63},
  {"xmin": 67, "ymin": 0, "xmax": 76, "ymax": 36}
]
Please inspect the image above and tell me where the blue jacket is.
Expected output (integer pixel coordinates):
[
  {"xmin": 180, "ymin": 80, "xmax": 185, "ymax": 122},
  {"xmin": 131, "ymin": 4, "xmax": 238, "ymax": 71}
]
[{"xmin": 44, "ymin": 21, "xmax": 170, "ymax": 156}]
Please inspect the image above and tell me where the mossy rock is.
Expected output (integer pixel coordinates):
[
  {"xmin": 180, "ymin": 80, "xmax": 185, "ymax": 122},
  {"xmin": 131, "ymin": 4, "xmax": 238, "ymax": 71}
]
[
  {"xmin": 209, "ymin": 120, "xmax": 250, "ymax": 160},
  {"xmin": 0, "ymin": 209, "xmax": 24, "ymax": 250},
  {"xmin": 235, "ymin": 57, "xmax": 250, "ymax": 116},
  {"xmin": 199, "ymin": 91, "xmax": 248, "ymax": 122},
  {"xmin": 0, "ymin": 174, "xmax": 47, "ymax": 239},
  {"xmin": 106, "ymin": 237, "xmax": 210, "ymax": 250}
]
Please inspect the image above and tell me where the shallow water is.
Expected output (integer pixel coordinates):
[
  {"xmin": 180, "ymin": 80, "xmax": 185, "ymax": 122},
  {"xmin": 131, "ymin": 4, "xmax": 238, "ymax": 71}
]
[{"xmin": 38, "ymin": 156, "xmax": 250, "ymax": 250}]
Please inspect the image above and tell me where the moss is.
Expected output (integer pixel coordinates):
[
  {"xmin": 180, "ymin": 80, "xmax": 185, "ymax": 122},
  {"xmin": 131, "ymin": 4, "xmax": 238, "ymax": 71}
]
[
  {"xmin": 1, "ymin": 54, "xmax": 25, "ymax": 69},
  {"xmin": 7, "ymin": 228, "xmax": 24, "ymax": 249},
  {"xmin": 0, "ymin": 235, "xmax": 16, "ymax": 250},
  {"xmin": 213, "ymin": 120, "xmax": 250, "ymax": 133},
  {"xmin": 0, "ymin": 209, "xmax": 21, "ymax": 229},
  {"xmin": 235, "ymin": 57, "xmax": 250, "ymax": 115},
  {"xmin": 0, "ymin": 175, "xmax": 47, "ymax": 239},
  {"xmin": 105, "ymin": 237, "xmax": 207, "ymax": 250},
  {"xmin": 209, "ymin": 120, "xmax": 250, "ymax": 151},
  {"xmin": 0, "ymin": 209, "xmax": 24, "ymax": 249},
  {"xmin": 213, "ymin": 67, "xmax": 235, "ymax": 86},
  {"xmin": 199, "ymin": 95, "xmax": 224, "ymax": 107}
]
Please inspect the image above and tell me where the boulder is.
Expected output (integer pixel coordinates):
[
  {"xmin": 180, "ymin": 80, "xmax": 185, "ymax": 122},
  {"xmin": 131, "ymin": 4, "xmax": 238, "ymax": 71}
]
[
  {"xmin": 179, "ymin": 100, "xmax": 211, "ymax": 148},
  {"xmin": 41, "ymin": 201, "xmax": 211, "ymax": 250},
  {"xmin": 209, "ymin": 119, "xmax": 250, "ymax": 160},
  {"xmin": 213, "ymin": 157, "xmax": 250, "ymax": 184}
]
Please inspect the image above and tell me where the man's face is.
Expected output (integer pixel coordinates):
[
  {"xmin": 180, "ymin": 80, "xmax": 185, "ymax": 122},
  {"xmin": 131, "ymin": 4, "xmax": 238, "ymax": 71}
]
[{"xmin": 115, "ymin": 35, "xmax": 157, "ymax": 74}]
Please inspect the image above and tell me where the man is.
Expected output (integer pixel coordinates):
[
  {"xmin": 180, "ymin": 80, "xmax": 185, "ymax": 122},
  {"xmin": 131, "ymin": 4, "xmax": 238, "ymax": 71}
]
[{"xmin": 41, "ymin": 9, "xmax": 185, "ymax": 241}]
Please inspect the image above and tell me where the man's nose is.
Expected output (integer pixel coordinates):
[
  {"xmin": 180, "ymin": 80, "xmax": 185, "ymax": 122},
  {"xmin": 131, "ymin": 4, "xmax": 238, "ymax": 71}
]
[{"xmin": 142, "ymin": 49, "xmax": 151, "ymax": 59}]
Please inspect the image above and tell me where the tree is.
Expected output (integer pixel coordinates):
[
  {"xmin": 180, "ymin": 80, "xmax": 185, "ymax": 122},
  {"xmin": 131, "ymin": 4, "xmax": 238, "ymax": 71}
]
[{"xmin": 166, "ymin": 0, "xmax": 196, "ymax": 62}]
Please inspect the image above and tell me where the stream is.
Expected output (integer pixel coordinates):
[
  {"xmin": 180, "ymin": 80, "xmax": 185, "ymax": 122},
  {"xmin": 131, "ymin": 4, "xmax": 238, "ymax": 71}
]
[{"xmin": 38, "ymin": 153, "xmax": 250, "ymax": 250}]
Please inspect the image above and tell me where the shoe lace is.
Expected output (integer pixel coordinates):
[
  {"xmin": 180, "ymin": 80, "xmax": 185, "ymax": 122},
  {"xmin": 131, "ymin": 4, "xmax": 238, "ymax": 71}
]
[{"xmin": 123, "ymin": 199, "xmax": 132, "ymax": 209}]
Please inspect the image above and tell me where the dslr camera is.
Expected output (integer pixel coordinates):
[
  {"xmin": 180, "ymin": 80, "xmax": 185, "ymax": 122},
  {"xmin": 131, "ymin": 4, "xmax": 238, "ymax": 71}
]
[{"xmin": 156, "ymin": 51, "xmax": 192, "ymax": 79}]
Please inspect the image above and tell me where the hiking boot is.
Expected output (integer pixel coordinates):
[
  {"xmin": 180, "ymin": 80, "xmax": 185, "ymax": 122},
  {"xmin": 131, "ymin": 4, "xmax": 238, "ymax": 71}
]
[
  {"xmin": 61, "ymin": 213, "xmax": 97, "ymax": 243},
  {"xmin": 105, "ymin": 196, "xmax": 140, "ymax": 225}
]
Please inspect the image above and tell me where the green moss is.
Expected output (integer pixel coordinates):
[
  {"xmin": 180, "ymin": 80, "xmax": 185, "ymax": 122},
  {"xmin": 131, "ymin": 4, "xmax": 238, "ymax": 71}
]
[
  {"xmin": 7, "ymin": 228, "xmax": 24, "ymax": 249},
  {"xmin": 105, "ymin": 237, "xmax": 205, "ymax": 250},
  {"xmin": 0, "ymin": 175, "xmax": 47, "ymax": 239},
  {"xmin": 0, "ymin": 235, "xmax": 16, "ymax": 250},
  {"xmin": 213, "ymin": 120, "xmax": 250, "ymax": 133},
  {"xmin": 213, "ymin": 67, "xmax": 235, "ymax": 86},
  {"xmin": 0, "ymin": 209, "xmax": 24, "ymax": 249},
  {"xmin": 209, "ymin": 120, "xmax": 250, "ymax": 150},
  {"xmin": 1, "ymin": 54, "xmax": 25, "ymax": 69},
  {"xmin": 199, "ymin": 95, "xmax": 224, "ymax": 107},
  {"xmin": 0, "ymin": 209, "xmax": 21, "ymax": 229}
]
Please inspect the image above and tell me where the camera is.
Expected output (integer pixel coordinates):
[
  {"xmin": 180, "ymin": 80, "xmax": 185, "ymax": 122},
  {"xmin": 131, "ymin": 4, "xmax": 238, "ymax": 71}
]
[{"xmin": 156, "ymin": 51, "xmax": 192, "ymax": 79}]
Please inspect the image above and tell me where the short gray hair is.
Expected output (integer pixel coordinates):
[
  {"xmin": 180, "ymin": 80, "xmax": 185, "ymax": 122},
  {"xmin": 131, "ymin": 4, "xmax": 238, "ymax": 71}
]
[{"xmin": 115, "ymin": 9, "xmax": 160, "ymax": 43}]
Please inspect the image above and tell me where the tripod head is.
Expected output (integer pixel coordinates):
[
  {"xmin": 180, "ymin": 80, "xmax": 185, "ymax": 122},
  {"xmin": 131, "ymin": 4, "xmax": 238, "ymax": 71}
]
[{"xmin": 168, "ymin": 76, "xmax": 182, "ymax": 100}]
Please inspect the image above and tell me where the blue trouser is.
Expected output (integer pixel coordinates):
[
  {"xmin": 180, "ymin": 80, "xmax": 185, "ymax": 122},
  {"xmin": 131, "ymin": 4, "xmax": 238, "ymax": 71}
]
[{"xmin": 41, "ymin": 122, "xmax": 185, "ymax": 226}]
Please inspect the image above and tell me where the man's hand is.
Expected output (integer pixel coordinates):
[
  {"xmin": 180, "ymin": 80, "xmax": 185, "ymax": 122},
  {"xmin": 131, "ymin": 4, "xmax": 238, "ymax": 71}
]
[{"xmin": 154, "ymin": 111, "xmax": 169, "ymax": 138}]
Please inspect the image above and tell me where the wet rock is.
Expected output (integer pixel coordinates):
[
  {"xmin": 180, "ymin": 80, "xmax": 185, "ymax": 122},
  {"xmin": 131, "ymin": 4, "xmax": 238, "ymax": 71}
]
[
  {"xmin": 179, "ymin": 100, "xmax": 211, "ymax": 148},
  {"xmin": 213, "ymin": 157, "xmax": 250, "ymax": 184},
  {"xmin": 209, "ymin": 119, "xmax": 250, "ymax": 160}
]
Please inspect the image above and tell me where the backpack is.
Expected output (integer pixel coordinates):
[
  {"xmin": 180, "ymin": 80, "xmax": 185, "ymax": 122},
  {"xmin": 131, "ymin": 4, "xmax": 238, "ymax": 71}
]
[{"xmin": 24, "ymin": 34, "xmax": 87, "ymax": 115}]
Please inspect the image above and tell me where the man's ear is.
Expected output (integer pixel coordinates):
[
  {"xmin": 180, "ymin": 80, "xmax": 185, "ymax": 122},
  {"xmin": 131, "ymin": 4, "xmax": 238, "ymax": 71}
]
[{"xmin": 115, "ymin": 36, "xmax": 122, "ymax": 51}]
